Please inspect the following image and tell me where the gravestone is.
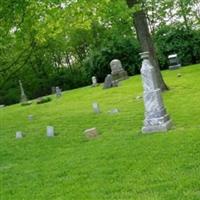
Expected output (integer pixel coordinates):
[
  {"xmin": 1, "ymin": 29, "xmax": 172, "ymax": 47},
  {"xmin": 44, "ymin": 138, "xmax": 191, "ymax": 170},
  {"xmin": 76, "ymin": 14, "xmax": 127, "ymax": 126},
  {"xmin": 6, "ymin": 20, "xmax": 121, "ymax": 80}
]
[
  {"xmin": 16, "ymin": 131, "xmax": 23, "ymax": 139},
  {"xmin": 84, "ymin": 128, "xmax": 98, "ymax": 139},
  {"xmin": 55, "ymin": 86, "xmax": 62, "ymax": 97},
  {"xmin": 140, "ymin": 52, "xmax": 172, "ymax": 133},
  {"xmin": 92, "ymin": 102, "xmax": 100, "ymax": 114},
  {"xmin": 168, "ymin": 54, "xmax": 181, "ymax": 70},
  {"xmin": 103, "ymin": 74, "xmax": 113, "ymax": 89},
  {"xmin": 19, "ymin": 80, "xmax": 28, "ymax": 103},
  {"xmin": 47, "ymin": 126, "xmax": 54, "ymax": 137},
  {"xmin": 28, "ymin": 115, "xmax": 33, "ymax": 121},
  {"xmin": 92, "ymin": 76, "xmax": 97, "ymax": 87},
  {"xmin": 108, "ymin": 108, "xmax": 119, "ymax": 114},
  {"xmin": 110, "ymin": 59, "xmax": 128, "ymax": 81}
]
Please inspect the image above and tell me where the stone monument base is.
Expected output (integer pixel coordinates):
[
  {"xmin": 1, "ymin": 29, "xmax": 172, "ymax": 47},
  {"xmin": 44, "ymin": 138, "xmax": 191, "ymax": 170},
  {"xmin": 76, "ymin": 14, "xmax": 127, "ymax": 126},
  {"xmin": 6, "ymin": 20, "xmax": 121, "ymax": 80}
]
[
  {"xmin": 142, "ymin": 118, "xmax": 172, "ymax": 133},
  {"xmin": 112, "ymin": 70, "xmax": 128, "ymax": 81}
]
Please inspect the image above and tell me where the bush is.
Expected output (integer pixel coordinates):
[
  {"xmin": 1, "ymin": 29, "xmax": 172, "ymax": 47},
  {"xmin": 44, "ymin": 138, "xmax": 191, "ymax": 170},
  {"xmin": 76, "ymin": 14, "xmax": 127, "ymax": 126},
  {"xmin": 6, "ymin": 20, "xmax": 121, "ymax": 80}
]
[
  {"xmin": 21, "ymin": 101, "xmax": 32, "ymax": 106},
  {"xmin": 36, "ymin": 97, "xmax": 52, "ymax": 104},
  {"xmin": 154, "ymin": 24, "xmax": 200, "ymax": 68}
]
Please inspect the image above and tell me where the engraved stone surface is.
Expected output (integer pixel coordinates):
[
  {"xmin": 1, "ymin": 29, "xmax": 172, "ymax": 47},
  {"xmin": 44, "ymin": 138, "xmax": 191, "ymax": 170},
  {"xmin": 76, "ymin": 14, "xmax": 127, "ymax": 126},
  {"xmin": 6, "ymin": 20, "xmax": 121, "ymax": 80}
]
[
  {"xmin": 110, "ymin": 59, "xmax": 128, "ymax": 81},
  {"xmin": 92, "ymin": 102, "xmax": 100, "ymax": 114},
  {"xmin": 47, "ymin": 126, "xmax": 54, "ymax": 137},
  {"xmin": 92, "ymin": 76, "xmax": 97, "ymax": 87},
  {"xmin": 140, "ymin": 52, "xmax": 172, "ymax": 133}
]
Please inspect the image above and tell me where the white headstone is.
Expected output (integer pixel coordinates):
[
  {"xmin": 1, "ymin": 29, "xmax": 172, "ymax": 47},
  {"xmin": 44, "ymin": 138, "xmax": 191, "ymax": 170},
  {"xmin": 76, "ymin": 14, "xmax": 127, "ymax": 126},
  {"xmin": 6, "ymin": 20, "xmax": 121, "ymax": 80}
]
[
  {"xmin": 92, "ymin": 102, "xmax": 100, "ymax": 114},
  {"xmin": 16, "ymin": 131, "xmax": 23, "ymax": 139},
  {"xmin": 47, "ymin": 126, "xmax": 54, "ymax": 137},
  {"xmin": 140, "ymin": 52, "xmax": 172, "ymax": 133},
  {"xmin": 92, "ymin": 76, "xmax": 97, "ymax": 87}
]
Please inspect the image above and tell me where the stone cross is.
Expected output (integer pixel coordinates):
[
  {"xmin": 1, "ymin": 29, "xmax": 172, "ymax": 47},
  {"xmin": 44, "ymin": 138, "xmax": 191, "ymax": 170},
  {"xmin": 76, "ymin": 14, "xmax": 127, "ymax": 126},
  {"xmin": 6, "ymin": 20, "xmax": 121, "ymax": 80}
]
[
  {"xmin": 92, "ymin": 76, "xmax": 97, "ymax": 87},
  {"xmin": 19, "ymin": 80, "xmax": 27, "ymax": 103},
  {"xmin": 47, "ymin": 126, "xmax": 54, "ymax": 137},
  {"xmin": 140, "ymin": 52, "xmax": 172, "ymax": 133},
  {"xmin": 110, "ymin": 59, "xmax": 128, "ymax": 81},
  {"xmin": 92, "ymin": 102, "xmax": 100, "ymax": 114}
]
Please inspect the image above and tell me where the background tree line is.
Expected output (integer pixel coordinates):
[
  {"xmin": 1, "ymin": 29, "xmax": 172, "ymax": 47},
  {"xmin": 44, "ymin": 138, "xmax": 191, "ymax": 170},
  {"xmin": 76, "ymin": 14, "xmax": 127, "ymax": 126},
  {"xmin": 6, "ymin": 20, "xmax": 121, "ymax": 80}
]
[{"xmin": 0, "ymin": 0, "xmax": 200, "ymax": 105}]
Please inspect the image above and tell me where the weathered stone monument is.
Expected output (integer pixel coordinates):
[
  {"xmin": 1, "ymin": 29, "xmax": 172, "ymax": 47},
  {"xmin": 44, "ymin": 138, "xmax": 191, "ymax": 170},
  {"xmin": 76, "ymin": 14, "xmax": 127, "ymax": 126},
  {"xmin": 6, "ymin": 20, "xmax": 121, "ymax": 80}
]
[
  {"xmin": 92, "ymin": 76, "xmax": 97, "ymax": 87},
  {"xmin": 47, "ymin": 126, "xmax": 54, "ymax": 137},
  {"xmin": 110, "ymin": 59, "xmax": 128, "ymax": 81},
  {"xmin": 92, "ymin": 102, "xmax": 100, "ymax": 114},
  {"xmin": 55, "ymin": 86, "xmax": 62, "ymax": 97},
  {"xmin": 19, "ymin": 80, "xmax": 27, "ymax": 103},
  {"xmin": 140, "ymin": 52, "xmax": 172, "ymax": 133},
  {"xmin": 168, "ymin": 54, "xmax": 181, "ymax": 70},
  {"xmin": 16, "ymin": 131, "xmax": 23, "ymax": 139}
]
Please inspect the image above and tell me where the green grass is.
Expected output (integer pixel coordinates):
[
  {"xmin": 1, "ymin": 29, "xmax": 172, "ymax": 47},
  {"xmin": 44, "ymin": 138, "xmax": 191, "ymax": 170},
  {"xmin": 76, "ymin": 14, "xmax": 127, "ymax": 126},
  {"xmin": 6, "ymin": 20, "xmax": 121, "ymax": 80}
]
[{"xmin": 1, "ymin": 64, "xmax": 200, "ymax": 200}]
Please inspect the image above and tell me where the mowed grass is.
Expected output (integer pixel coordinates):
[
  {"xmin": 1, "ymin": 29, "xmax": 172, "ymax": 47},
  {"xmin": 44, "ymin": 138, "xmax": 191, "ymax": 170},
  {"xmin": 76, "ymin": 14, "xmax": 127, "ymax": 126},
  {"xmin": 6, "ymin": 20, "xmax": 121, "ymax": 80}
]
[{"xmin": 0, "ymin": 64, "xmax": 200, "ymax": 200}]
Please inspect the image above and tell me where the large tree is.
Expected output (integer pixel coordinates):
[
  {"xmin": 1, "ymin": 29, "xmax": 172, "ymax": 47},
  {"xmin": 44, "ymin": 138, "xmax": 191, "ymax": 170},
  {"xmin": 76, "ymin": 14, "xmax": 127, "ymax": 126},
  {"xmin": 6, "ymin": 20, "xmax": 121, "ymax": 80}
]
[{"xmin": 126, "ymin": 0, "xmax": 168, "ymax": 91}]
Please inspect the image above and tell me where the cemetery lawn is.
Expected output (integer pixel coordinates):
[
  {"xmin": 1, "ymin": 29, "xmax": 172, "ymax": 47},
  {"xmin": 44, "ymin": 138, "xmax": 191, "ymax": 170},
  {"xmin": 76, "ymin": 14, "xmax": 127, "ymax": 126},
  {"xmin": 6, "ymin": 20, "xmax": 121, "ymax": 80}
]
[{"xmin": 1, "ymin": 64, "xmax": 200, "ymax": 200}]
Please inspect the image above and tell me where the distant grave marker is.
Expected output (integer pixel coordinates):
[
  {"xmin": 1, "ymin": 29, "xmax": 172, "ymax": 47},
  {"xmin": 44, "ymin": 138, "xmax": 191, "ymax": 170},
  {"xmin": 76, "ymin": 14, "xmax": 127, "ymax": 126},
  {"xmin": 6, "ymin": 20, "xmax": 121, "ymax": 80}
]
[
  {"xmin": 108, "ymin": 108, "xmax": 119, "ymax": 114},
  {"xmin": 92, "ymin": 102, "xmax": 100, "ymax": 114},
  {"xmin": 103, "ymin": 74, "xmax": 113, "ymax": 89},
  {"xmin": 28, "ymin": 115, "xmax": 33, "ymax": 121},
  {"xmin": 92, "ymin": 76, "xmax": 97, "ymax": 87},
  {"xmin": 84, "ymin": 128, "xmax": 98, "ymax": 139},
  {"xmin": 110, "ymin": 59, "xmax": 128, "ymax": 81},
  {"xmin": 16, "ymin": 131, "xmax": 23, "ymax": 139},
  {"xmin": 55, "ymin": 86, "xmax": 62, "ymax": 97},
  {"xmin": 47, "ymin": 126, "xmax": 54, "ymax": 137},
  {"xmin": 168, "ymin": 54, "xmax": 181, "ymax": 70}
]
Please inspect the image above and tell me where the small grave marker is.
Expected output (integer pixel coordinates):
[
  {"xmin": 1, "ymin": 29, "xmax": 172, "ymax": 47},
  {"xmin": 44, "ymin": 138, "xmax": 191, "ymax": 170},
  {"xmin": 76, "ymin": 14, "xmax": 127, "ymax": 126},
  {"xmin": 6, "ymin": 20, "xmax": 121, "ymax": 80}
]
[{"xmin": 47, "ymin": 126, "xmax": 54, "ymax": 137}]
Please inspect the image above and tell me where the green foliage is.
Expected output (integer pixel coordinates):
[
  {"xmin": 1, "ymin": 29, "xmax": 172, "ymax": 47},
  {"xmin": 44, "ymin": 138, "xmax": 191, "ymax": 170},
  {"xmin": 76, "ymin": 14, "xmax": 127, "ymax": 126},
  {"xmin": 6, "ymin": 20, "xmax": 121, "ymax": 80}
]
[
  {"xmin": 1, "ymin": 64, "xmax": 200, "ymax": 199},
  {"xmin": 154, "ymin": 25, "xmax": 200, "ymax": 68},
  {"xmin": 36, "ymin": 97, "xmax": 51, "ymax": 104},
  {"xmin": 83, "ymin": 36, "xmax": 140, "ymax": 82},
  {"xmin": 21, "ymin": 101, "xmax": 32, "ymax": 106},
  {"xmin": 0, "ymin": 0, "xmax": 200, "ymax": 105}
]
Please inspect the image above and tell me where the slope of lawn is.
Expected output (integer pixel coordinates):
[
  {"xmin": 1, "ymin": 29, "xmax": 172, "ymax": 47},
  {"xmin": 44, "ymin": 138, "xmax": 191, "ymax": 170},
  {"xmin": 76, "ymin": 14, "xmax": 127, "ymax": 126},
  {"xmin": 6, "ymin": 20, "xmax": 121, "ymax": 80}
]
[{"xmin": 0, "ymin": 64, "xmax": 200, "ymax": 200}]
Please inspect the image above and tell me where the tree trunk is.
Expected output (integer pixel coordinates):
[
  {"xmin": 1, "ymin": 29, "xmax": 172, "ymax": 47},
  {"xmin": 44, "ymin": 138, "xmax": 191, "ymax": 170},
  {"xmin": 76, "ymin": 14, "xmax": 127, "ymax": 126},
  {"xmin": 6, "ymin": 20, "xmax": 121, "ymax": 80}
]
[{"xmin": 126, "ymin": 0, "xmax": 168, "ymax": 91}]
